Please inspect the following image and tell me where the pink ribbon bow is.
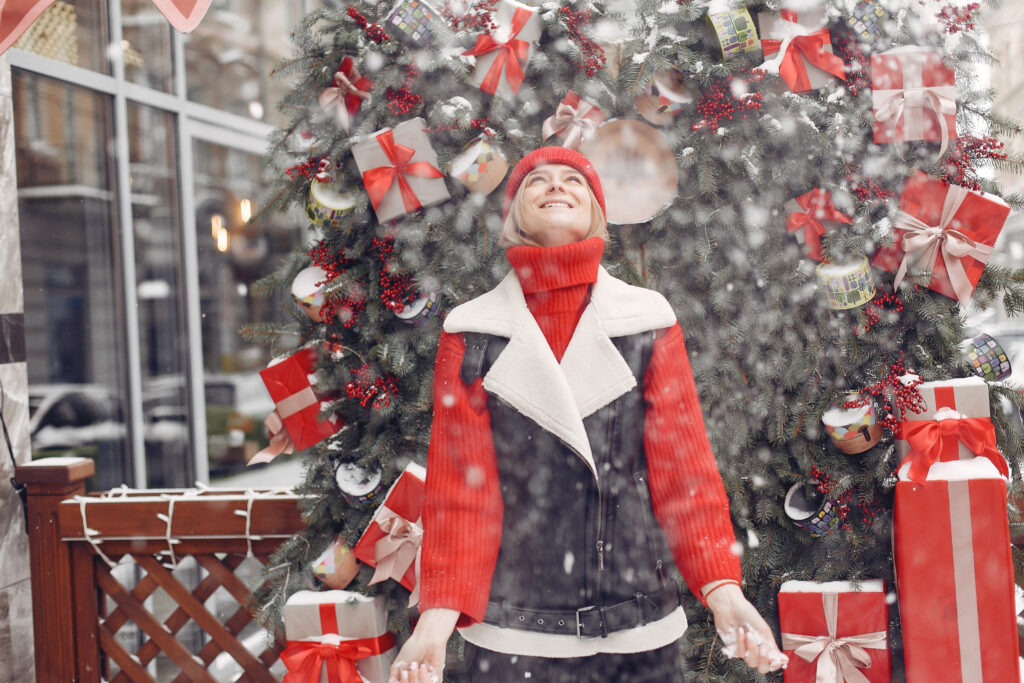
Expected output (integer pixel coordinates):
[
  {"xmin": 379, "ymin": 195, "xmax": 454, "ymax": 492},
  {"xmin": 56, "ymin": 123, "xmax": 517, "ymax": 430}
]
[
  {"xmin": 541, "ymin": 93, "xmax": 603, "ymax": 150},
  {"xmin": 248, "ymin": 387, "xmax": 316, "ymax": 466},
  {"xmin": 875, "ymin": 87, "xmax": 956, "ymax": 158},
  {"xmin": 318, "ymin": 58, "xmax": 372, "ymax": 134},
  {"xmin": 892, "ymin": 183, "xmax": 992, "ymax": 307},
  {"xmin": 369, "ymin": 507, "xmax": 423, "ymax": 606},
  {"xmin": 781, "ymin": 592, "xmax": 887, "ymax": 683}
]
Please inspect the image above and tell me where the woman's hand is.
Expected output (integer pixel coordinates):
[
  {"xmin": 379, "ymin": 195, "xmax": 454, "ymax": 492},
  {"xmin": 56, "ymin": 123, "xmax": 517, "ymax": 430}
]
[
  {"xmin": 388, "ymin": 608, "xmax": 460, "ymax": 683},
  {"xmin": 703, "ymin": 582, "xmax": 788, "ymax": 674}
]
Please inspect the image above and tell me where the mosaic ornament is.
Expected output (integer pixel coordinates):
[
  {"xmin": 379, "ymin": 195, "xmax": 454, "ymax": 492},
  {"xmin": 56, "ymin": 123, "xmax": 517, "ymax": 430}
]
[
  {"xmin": 785, "ymin": 481, "xmax": 840, "ymax": 538},
  {"xmin": 847, "ymin": 0, "xmax": 890, "ymax": 43},
  {"xmin": 964, "ymin": 333, "xmax": 1012, "ymax": 381},
  {"xmin": 311, "ymin": 533, "xmax": 361, "ymax": 590},
  {"xmin": 705, "ymin": 8, "xmax": 761, "ymax": 61},
  {"xmin": 335, "ymin": 462, "xmax": 384, "ymax": 506},
  {"xmin": 291, "ymin": 266, "xmax": 330, "ymax": 323},
  {"xmin": 822, "ymin": 393, "xmax": 883, "ymax": 454},
  {"xmin": 385, "ymin": 0, "xmax": 441, "ymax": 47},
  {"xmin": 449, "ymin": 135, "xmax": 508, "ymax": 195},
  {"xmin": 395, "ymin": 291, "xmax": 441, "ymax": 325},
  {"xmin": 634, "ymin": 68, "xmax": 691, "ymax": 126},
  {"xmin": 816, "ymin": 257, "xmax": 875, "ymax": 310}
]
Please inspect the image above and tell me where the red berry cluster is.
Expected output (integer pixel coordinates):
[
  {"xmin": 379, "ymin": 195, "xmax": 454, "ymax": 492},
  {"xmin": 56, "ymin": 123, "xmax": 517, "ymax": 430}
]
[
  {"xmin": 847, "ymin": 165, "xmax": 896, "ymax": 202},
  {"xmin": 442, "ymin": 0, "xmax": 498, "ymax": 32},
  {"xmin": 558, "ymin": 7, "xmax": 606, "ymax": 76},
  {"xmin": 386, "ymin": 66, "xmax": 423, "ymax": 116},
  {"xmin": 320, "ymin": 290, "xmax": 366, "ymax": 328},
  {"xmin": 830, "ymin": 29, "xmax": 870, "ymax": 98},
  {"xmin": 347, "ymin": 7, "xmax": 390, "ymax": 43},
  {"xmin": 855, "ymin": 292, "xmax": 904, "ymax": 335},
  {"xmin": 938, "ymin": 135, "xmax": 1007, "ymax": 191},
  {"xmin": 857, "ymin": 357, "xmax": 926, "ymax": 433},
  {"xmin": 286, "ymin": 156, "xmax": 322, "ymax": 181},
  {"xmin": 936, "ymin": 2, "xmax": 980, "ymax": 34},
  {"xmin": 309, "ymin": 240, "xmax": 354, "ymax": 281},
  {"xmin": 372, "ymin": 233, "xmax": 418, "ymax": 314},
  {"xmin": 345, "ymin": 364, "xmax": 399, "ymax": 409},
  {"xmin": 425, "ymin": 117, "xmax": 492, "ymax": 134},
  {"xmin": 692, "ymin": 71, "xmax": 765, "ymax": 133},
  {"xmin": 808, "ymin": 466, "xmax": 881, "ymax": 530}
]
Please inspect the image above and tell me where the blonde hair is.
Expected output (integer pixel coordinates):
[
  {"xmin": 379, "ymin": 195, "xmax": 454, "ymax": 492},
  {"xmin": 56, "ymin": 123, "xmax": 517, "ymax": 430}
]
[{"xmin": 498, "ymin": 179, "xmax": 608, "ymax": 248}]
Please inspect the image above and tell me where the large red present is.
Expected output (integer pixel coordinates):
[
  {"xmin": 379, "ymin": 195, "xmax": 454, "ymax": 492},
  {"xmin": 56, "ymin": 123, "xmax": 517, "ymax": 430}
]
[
  {"xmin": 318, "ymin": 56, "xmax": 372, "ymax": 135},
  {"xmin": 462, "ymin": 0, "xmax": 541, "ymax": 100},
  {"xmin": 894, "ymin": 453, "xmax": 1018, "ymax": 682},
  {"xmin": 281, "ymin": 589, "xmax": 396, "ymax": 683},
  {"xmin": 252, "ymin": 346, "xmax": 342, "ymax": 465},
  {"xmin": 778, "ymin": 580, "xmax": 890, "ymax": 683},
  {"xmin": 353, "ymin": 462, "xmax": 426, "ymax": 605},
  {"xmin": 352, "ymin": 117, "xmax": 449, "ymax": 223},
  {"xmin": 871, "ymin": 171, "xmax": 1009, "ymax": 307},
  {"xmin": 872, "ymin": 47, "xmax": 957, "ymax": 155},
  {"xmin": 757, "ymin": 8, "xmax": 845, "ymax": 93},
  {"xmin": 541, "ymin": 90, "xmax": 605, "ymax": 150}
]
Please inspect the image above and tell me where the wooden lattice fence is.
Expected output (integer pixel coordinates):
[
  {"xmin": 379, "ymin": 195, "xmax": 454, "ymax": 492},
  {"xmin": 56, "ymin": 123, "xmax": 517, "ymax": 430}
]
[{"xmin": 16, "ymin": 457, "xmax": 303, "ymax": 682}]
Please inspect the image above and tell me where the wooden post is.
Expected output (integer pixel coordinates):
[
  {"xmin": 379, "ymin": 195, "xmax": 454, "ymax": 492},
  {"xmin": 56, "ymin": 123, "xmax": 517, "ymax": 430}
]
[{"xmin": 14, "ymin": 457, "xmax": 95, "ymax": 683}]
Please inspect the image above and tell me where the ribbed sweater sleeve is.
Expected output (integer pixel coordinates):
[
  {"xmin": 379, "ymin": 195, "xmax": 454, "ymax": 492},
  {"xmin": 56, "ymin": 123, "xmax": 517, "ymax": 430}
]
[
  {"xmin": 418, "ymin": 330, "xmax": 504, "ymax": 625},
  {"xmin": 644, "ymin": 323, "xmax": 742, "ymax": 600}
]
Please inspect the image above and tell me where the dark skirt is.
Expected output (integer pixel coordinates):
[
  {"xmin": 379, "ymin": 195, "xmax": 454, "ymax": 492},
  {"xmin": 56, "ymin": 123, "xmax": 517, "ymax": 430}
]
[{"xmin": 455, "ymin": 641, "xmax": 686, "ymax": 682}]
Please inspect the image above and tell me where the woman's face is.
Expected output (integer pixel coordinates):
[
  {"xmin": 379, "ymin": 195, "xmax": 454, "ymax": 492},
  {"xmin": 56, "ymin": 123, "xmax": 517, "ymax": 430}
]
[{"xmin": 518, "ymin": 163, "xmax": 592, "ymax": 247}]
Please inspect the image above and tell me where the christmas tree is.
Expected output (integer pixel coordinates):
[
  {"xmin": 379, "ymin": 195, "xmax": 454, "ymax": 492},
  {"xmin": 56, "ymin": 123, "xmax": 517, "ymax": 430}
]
[{"xmin": 248, "ymin": 0, "xmax": 1024, "ymax": 679}]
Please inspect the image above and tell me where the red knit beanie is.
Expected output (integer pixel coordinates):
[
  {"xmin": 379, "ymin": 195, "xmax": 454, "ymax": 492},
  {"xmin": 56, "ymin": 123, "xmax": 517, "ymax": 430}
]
[{"xmin": 502, "ymin": 146, "xmax": 606, "ymax": 221}]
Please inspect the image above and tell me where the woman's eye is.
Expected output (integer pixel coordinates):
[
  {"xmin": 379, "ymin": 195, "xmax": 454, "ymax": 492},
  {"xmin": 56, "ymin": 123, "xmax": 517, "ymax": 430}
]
[
  {"xmin": 528, "ymin": 175, "xmax": 546, "ymax": 184},
  {"xmin": 566, "ymin": 175, "xmax": 582, "ymax": 183}
]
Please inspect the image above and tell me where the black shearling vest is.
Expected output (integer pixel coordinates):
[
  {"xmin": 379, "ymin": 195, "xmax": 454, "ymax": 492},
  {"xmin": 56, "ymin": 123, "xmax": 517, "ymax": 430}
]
[{"xmin": 460, "ymin": 330, "xmax": 676, "ymax": 617}]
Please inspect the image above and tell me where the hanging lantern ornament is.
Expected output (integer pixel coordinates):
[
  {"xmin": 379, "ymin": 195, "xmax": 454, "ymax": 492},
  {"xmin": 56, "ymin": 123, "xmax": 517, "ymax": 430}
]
[
  {"xmin": 335, "ymin": 461, "xmax": 384, "ymax": 506},
  {"xmin": 784, "ymin": 481, "xmax": 840, "ymax": 538},
  {"xmin": 306, "ymin": 160, "xmax": 356, "ymax": 231},
  {"xmin": 634, "ymin": 68, "xmax": 691, "ymax": 127},
  {"xmin": 291, "ymin": 266, "xmax": 330, "ymax": 323},
  {"xmin": 449, "ymin": 134, "xmax": 509, "ymax": 196},
  {"xmin": 705, "ymin": 7, "xmax": 761, "ymax": 61},
  {"xmin": 963, "ymin": 333, "xmax": 1012, "ymax": 381},
  {"xmin": 395, "ymin": 291, "xmax": 441, "ymax": 325},
  {"xmin": 311, "ymin": 532, "xmax": 361, "ymax": 590},
  {"xmin": 822, "ymin": 393, "xmax": 883, "ymax": 454},
  {"xmin": 815, "ymin": 256, "xmax": 876, "ymax": 310}
]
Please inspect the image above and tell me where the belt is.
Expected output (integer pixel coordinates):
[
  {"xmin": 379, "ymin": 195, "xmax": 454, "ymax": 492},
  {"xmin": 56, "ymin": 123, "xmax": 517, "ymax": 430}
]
[{"xmin": 482, "ymin": 583, "xmax": 681, "ymax": 639}]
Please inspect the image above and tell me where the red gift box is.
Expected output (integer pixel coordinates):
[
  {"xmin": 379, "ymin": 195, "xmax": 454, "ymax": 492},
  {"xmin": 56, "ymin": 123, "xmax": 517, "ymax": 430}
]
[
  {"xmin": 871, "ymin": 171, "xmax": 1009, "ymax": 307},
  {"xmin": 353, "ymin": 462, "xmax": 426, "ymax": 605},
  {"xmin": 255, "ymin": 346, "xmax": 342, "ymax": 460},
  {"xmin": 757, "ymin": 8, "xmax": 845, "ymax": 93},
  {"xmin": 318, "ymin": 56, "xmax": 372, "ymax": 134},
  {"xmin": 894, "ymin": 376, "xmax": 994, "ymax": 471},
  {"xmin": 872, "ymin": 47, "xmax": 957, "ymax": 155},
  {"xmin": 894, "ymin": 455, "xmax": 1018, "ymax": 682},
  {"xmin": 541, "ymin": 90, "xmax": 606, "ymax": 150},
  {"xmin": 784, "ymin": 188, "xmax": 852, "ymax": 262},
  {"xmin": 778, "ymin": 580, "xmax": 891, "ymax": 683}
]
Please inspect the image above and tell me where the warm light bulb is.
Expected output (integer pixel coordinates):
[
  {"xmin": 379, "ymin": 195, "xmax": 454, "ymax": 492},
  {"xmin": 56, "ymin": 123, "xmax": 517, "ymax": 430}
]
[
  {"xmin": 211, "ymin": 214, "xmax": 224, "ymax": 238},
  {"xmin": 239, "ymin": 199, "xmax": 252, "ymax": 223},
  {"xmin": 216, "ymin": 227, "xmax": 230, "ymax": 253}
]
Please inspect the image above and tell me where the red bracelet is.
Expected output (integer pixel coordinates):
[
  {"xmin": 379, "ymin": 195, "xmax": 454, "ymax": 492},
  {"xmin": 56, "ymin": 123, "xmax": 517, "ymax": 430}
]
[{"xmin": 702, "ymin": 580, "xmax": 741, "ymax": 601}]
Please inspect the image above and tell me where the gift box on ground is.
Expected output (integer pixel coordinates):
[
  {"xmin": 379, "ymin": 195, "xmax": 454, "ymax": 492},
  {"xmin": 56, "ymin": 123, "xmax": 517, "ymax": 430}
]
[
  {"xmin": 318, "ymin": 56, "xmax": 372, "ymax": 134},
  {"xmin": 778, "ymin": 580, "xmax": 891, "ymax": 683},
  {"xmin": 461, "ymin": 0, "xmax": 541, "ymax": 100},
  {"xmin": 871, "ymin": 171, "xmax": 1009, "ymax": 307},
  {"xmin": 894, "ymin": 376, "xmax": 991, "ymax": 467},
  {"xmin": 757, "ymin": 8, "xmax": 845, "ymax": 93},
  {"xmin": 281, "ymin": 589, "xmax": 396, "ymax": 683},
  {"xmin": 542, "ymin": 90, "xmax": 605, "ymax": 150},
  {"xmin": 872, "ymin": 47, "xmax": 958, "ymax": 154},
  {"xmin": 784, "ymin": 188, "xmax": 852, "ymax": 262},
  {"xmin": 894, "ymin": 454, "xmax": 1018, "ymax": 682},
  {"xmin": 253, "ymin": 346, "xmax": 342, "ymax": 464},
  {"xmin": 353, "ymin": 462, "xmax": 426, "ymax": 604},
  {"xmin": 312, "ymin": 533, "xmax": 361, "ymax": 590},
  {"xmin": 352, "ymin": 117, "xmax": 449, "ymax": 223}
]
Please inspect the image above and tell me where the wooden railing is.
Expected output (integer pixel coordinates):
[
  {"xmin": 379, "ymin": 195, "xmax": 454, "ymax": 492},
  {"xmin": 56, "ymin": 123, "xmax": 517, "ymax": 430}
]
[{"xmin": 15, "ymin": 457, "xmax": 303, "ymax": 682}]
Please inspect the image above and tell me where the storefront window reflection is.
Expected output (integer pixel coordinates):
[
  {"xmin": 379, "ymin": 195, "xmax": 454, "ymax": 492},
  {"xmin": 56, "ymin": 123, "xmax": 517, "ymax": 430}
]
[
  {"xmin": 13, "ymin": 0, "xmax": 109, "ymax": 73},
  {"xmin": 121, "ymin": 0, "xmax": 175, "ymax": 92}
]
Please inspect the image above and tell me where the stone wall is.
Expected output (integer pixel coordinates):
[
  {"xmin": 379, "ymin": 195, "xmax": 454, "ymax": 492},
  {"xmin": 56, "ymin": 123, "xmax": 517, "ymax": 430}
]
[{"xmin": 0, "ymin": 53, "xmax": 35, "ymax": 682}]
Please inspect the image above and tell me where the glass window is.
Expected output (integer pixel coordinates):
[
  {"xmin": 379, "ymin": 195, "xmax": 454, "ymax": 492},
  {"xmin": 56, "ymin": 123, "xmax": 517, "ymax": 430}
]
[
  {"xmin": 13, "ymin": 71, "xmax": 129, "ymax": 491},
  {"xmin": 13, "ymin": 0, "xmax": 110, "ymax": 74},
  {"xmin": 126, "ymin": 102, "xmax": 193, "ymax": 488},
  {"xmin": 121, "ymin": 0, "xmax": 176, "ymax": 93},
  {"xmin": 185, "ymin": 0, "xmax": 305, "ymax": 126},
  {"xmin": 192, "ymin": 139, "xmax": 303, "ymax": 478}
]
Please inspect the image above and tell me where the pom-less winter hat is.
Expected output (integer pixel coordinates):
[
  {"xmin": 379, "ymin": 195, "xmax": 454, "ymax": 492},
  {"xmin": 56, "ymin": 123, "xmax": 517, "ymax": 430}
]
[{"xmin": 502, "ymin": 146, "xmax": 606, "ymax": 220}]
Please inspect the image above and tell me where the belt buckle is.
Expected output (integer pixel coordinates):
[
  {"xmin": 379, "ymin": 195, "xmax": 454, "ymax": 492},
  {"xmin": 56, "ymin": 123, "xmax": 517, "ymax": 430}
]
[{"xmin": 575, "ymin": 605, "xmax": 597, "ymax": 639}]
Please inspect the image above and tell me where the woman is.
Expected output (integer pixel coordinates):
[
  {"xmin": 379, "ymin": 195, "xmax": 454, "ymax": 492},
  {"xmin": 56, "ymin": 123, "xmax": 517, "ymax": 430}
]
[{"xmin": 389, "ymin": 147, "xmax": 786, "ymax": 682}]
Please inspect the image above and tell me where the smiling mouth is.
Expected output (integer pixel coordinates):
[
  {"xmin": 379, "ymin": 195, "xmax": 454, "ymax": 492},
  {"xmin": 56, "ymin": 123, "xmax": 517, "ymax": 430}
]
[{"xmin": 540, "ymin": 201, "xmax": 574, "ymax": 209}]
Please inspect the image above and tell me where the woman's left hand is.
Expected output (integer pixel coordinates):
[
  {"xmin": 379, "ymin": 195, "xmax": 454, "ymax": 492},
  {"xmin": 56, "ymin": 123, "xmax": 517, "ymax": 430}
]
[{"xmin": 704, "ymin": 582, "xmax": 788, "ymax": 674}]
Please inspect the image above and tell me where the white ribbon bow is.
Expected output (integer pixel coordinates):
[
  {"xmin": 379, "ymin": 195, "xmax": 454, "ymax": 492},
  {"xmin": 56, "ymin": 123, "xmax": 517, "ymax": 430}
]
[
  {"xmin": 541, "ymin": 100, "xmax": 600, "ymax": 150},
  {"xmin": 369, "ymin": 507, "xmax": 423, "ymax": 607}
]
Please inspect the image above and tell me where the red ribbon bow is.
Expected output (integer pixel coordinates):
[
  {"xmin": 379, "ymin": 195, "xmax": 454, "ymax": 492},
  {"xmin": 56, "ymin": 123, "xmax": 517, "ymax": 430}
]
[
  {"xmin": 461, "ymin": 7, "xmax": 534, "ymax": 96},
  {"xmin": 761, "ymin": 14, "xmax": 846, "ymax": 93},
  {"xmin": 899, "ymin": 416, "xmax": 1008, "ymax": 485},
  {"xmin": 361, "ymin": 129, "xmax": 444, "ymax": 215},
  {"xmin": 281, "ymin": 633, "xmax": 396, "ymax": 683},
  {"xmin": 786, "ymin": 189, "xmax": 852, "ymax": 261}
]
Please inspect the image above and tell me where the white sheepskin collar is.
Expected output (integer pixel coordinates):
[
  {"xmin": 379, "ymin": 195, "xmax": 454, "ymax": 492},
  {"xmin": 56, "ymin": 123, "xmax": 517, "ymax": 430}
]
[{"xmin": 443, "ymin": 267, "xmax": 676, "ymax": 471}]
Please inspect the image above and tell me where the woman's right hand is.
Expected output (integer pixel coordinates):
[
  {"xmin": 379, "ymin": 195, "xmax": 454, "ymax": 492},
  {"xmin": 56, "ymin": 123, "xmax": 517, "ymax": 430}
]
[{"xmin": 388, "ymin": 607, "xmax": 460, "ymax": 683}]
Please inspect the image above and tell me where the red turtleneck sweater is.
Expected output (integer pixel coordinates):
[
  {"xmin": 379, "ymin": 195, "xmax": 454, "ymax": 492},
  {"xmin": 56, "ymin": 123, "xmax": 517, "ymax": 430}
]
[{"xmin": 420, "ymin": 238, "xmax": 740, "ymax": 625}]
